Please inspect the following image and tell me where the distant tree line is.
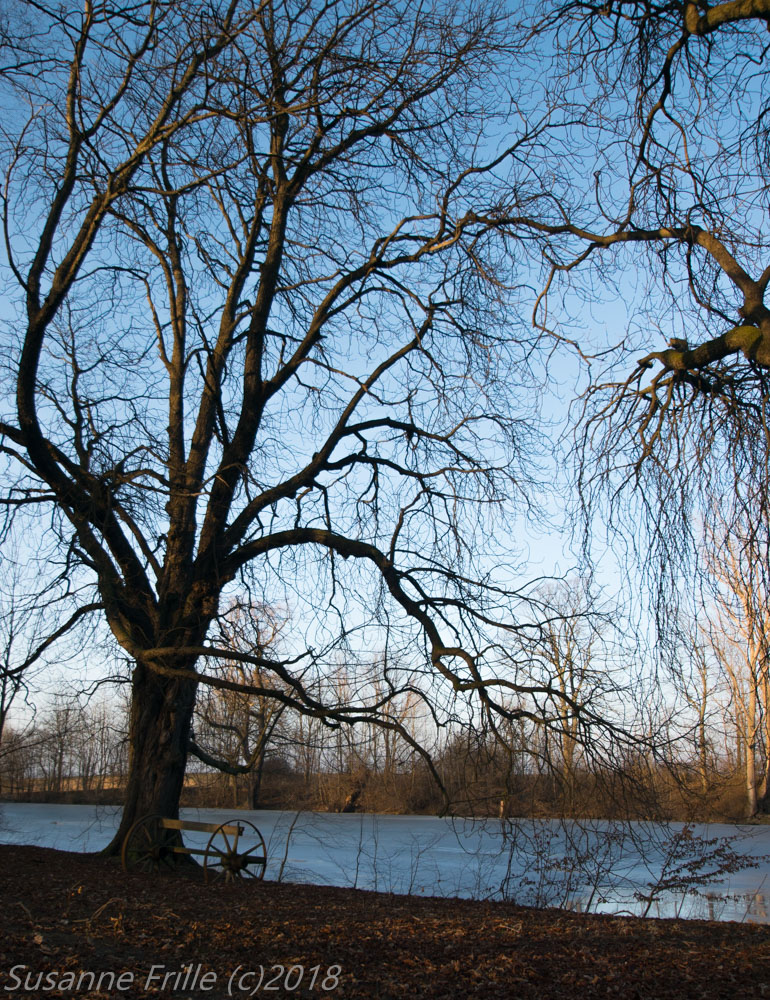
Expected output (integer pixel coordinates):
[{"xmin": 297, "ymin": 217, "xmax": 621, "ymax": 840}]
[{"xmin": 1, "ymin": 648, "xmax": 764, "ymax": 823}]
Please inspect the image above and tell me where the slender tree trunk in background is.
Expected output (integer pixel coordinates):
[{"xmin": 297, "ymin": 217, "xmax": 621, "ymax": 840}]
[
  {"xmin": 55, "ymin": 744, "xmax": 64, "ymax": 795},
  {"xmin": 249, "ymin": 754, "xmax": 265, "ymax": 811},
  {"xmin": 699, "ymin": 726, "xmax": 709, "ymax": 796},
  {"xmin": 557, "ymin": 725, "xmax": 575, "ymax": 813},
  {"xmin": 697, "ymin": 661, "xmax": 709, "ymax": 796},
  {"xmin": 759, "ymin": 672, "xmax": 770, "ymax": 810},
  {"xmin": 746, "ymin": 683, "xmax": 758, "ymax": 818},
  {"xmin": 747, "ymin": 742, "xmax": 758, "ymax": 817},
  {"xmin": 106, "ymin": 662, "xmax": 198, "ymax": 854},
  {"xmin": 0, "ymin": 674, "xmax": 11, "ymax": 745}
]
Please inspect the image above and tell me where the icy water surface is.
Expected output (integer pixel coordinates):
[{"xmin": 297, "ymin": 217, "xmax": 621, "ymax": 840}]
[{"xmin": 2, "ymin": 802, "xmax": 769, "ymax": 922}]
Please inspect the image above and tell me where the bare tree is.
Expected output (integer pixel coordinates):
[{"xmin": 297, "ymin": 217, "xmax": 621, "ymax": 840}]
[
  {"xmin": 532, "ymin": 580, "xmax": 607, "ymax": 805},
  {"xmin": 702, "ymin": 522, "xmax": 770, "ymax": 816},
  {"xmin": 501, "ymin": 4, "xmax": 770, "ymax": 463},
  {"xmin": 192, "ymin": 603, "xmax": 289, "ymax": 808},
  {"xmin": 0, "ymin": 0, "xmax": 591, "ymax": 851},
  {"xmin": 504, "ymin": 2, "xmax": 770, "ymax": 751},
  {"xmin": 526, "ymin": 0, "xmax": 770, "ymax": 379},
  {"xmin": 675, "ymin": 633, "xmax": 718, "ymax": 799}
]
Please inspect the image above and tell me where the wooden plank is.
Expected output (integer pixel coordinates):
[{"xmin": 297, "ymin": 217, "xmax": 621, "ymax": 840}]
[{"xmin": 159, "ymin": 817, "xmax": 242, "ymax": 836}]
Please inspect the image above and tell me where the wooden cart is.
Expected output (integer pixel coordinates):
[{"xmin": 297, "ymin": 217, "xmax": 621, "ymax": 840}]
[{"xmin": 121, "ymin": 814, "xmax": 267, "ymax": 883}]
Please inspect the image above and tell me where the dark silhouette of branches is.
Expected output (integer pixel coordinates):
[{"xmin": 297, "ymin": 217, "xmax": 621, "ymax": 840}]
[{"xmin": 0, "ymin": 0, "xmax": 616, "ymax": 847}]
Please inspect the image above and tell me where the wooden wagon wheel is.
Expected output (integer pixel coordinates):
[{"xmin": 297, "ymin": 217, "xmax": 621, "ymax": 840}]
[
  {"xmin": 204, "ymin": 820, "xmax": 267, "ymax": 883},
  {"xmin": 121, "ymin": 813, "xmax": 179, "ymax": 874}
]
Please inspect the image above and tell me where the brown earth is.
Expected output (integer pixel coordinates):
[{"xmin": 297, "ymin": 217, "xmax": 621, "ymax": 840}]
[{"xmin": 1, "ymin": 844, "xmax": 769, "ymax": 999}]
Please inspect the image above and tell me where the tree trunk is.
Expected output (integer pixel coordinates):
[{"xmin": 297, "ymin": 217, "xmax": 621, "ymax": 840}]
[
  {"xmin": 746, "ymin": 683, "xmax": 758, "ymax": 818},
  {"xmin": 698, "ymin": 666, "xmax": 709, "ymax": 796},
  {"xmin": 248, "ymin": 753, "xmax": 265, "ymax": 811},
  {"xmin": 747, "ymin": 741, "xmax": 758, "ymax": 818},
  {"xmin": 105, "ymin": 661, "xmax": 198, "ymax": 855},
  {"xmin": 760, "ymin": 671, "xmax": 770, "ymax": 808}
]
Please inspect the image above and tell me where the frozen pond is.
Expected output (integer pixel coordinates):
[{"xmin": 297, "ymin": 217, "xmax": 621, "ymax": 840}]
[{"xmin": 2, "ymin": 802, "xmax": 770, "ymax": 923}]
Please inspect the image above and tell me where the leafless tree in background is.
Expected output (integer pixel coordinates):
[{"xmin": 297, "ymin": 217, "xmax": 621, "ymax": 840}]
[
  {"xmin": 502, "ymin": 3, "xmax": 770, "ymax": 799},
  {"xmin": 191, "ymin": 602, "xmax": 289, "ymax": 808},
  {"xmin": 527, "ymin": 579, "xmax": 615, "ymax": 807},
  {"xmin": 702, "ymin": 519, "xmax": 770, "ymax": 816}
]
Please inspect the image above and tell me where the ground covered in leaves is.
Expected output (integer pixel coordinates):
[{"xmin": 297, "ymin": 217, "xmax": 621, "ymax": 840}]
[{"xmin": 1, "ymin": 844, "xmax": 769, "ymax": 998}]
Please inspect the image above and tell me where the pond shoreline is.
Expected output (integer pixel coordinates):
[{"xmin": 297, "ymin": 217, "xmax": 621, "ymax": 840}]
[
  {"xmin": 4, "ymin": 802, "xmax": 770, "ymax": 923},
  {"xmin": 2, "ymin": 843, "xmax": 770, "ymax": 999}
]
